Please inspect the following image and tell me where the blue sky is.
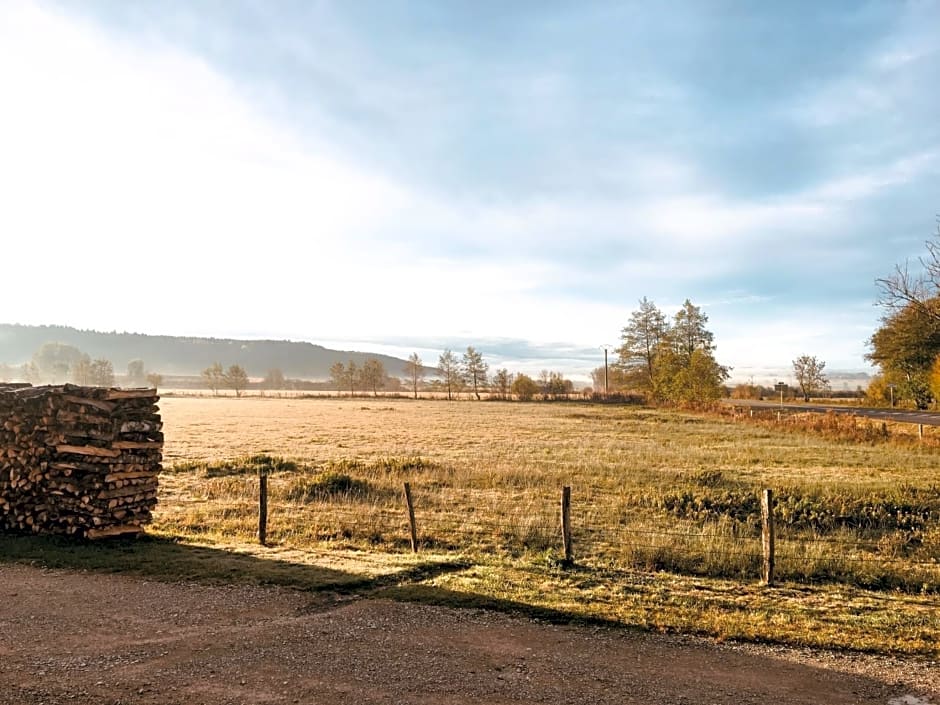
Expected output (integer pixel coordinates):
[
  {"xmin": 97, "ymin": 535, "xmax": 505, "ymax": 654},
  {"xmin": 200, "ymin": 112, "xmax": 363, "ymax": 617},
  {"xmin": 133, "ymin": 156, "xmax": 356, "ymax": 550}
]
[{"xmin": 1, "ymin": 1, "xmax": 938, "ymax": 384}]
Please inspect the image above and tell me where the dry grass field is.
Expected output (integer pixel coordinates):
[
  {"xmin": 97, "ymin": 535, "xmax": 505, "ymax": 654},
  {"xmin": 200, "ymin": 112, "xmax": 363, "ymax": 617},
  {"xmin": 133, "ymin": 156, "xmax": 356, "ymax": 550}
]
[{"xmin": 137, "ymin": 396, "xmax": 940, "ymax": 656}]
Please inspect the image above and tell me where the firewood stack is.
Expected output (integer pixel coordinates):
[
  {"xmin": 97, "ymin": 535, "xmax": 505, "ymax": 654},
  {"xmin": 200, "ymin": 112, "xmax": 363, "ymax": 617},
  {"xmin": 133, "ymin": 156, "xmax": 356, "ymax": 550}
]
[{"xmin": 0, "ymin": 384, "xmax": 163, "ymax": 539}]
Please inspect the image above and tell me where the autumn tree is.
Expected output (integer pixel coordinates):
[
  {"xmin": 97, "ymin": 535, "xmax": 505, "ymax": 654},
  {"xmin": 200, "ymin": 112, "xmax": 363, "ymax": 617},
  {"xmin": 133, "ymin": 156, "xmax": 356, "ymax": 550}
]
[
  {"xmin": 792, "ymin": 355, "xmax": 829, "ymax": 401},
  {"xmin": 617, "ymin": 297, "xmax": 669, "ymax": 392},
  {"xmin": 222, "ymin": 364, "xmax": 249, "ymax": 397},
  {"xmin": 403, "ymin": 353, "xmax": 424, "ymax": 399},
  {"xmin": 202, "ymin": 362, "xmax": 224, "ymax": 396},
  {"xmin": 511, "ymin": 373, "xmax": 539, "ymax": 401},
  {"xmin": 438, "ymin": 349, "xmax": 462, "ymax": 400},
  {"xmin": 930, "ymin": 356, "xmax": 940, "ymax": 407},
  {"xmin": 867, "ymin": 299, "xmax": 940, "ymax": 409},
  {"xmin": 462, "ymin": 346, "xmax": 488, "ymax": 400},
  {"xmin": 361, "ymin": 359, "xmax": 386, "ymax": 397}
]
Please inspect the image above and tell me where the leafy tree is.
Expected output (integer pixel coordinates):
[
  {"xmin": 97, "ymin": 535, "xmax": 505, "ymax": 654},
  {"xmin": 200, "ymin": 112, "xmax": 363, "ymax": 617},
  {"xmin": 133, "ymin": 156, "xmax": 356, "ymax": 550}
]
[
  {"xmin": 438, "ymin": 349, "xmax": 462, "ymax": 400},
  {"xmin": 792, "ymin": 355, "xmax": 829, "ymax": 401},
  {"xmin": 653, "ymin": 348, "xmax": 726, "ymax": 403},
  {"xmin": 127, "ymin": 359, "xmax": 146, "ymax": 386},
  {"xmin": 361, "ymin": 359, "xmax": 386, "ymax": 397},
  {"xmin": 930, "ymin": 356, "xmax": 940, "ymax": 407},
  {"xmin": 617, "ymin": 297, "xmax": 669, "ymax": 392},
  {"xmin": 492, "ymin": 368, "xmax": 513, "ymax": 400},
  {"xmin": 865, "ymin": 374, "xmax": 893, "ymax": 406},
  {"xmin": 671, "ymin": 299, "xmax": 714, "ymax": 362},
  {"xmin": 867, "ymin": 299, "xmax": 940, "ymax": 409},
  {"xmin": 462, "ymin": 346, "xmax": 488, "ymax": 400},
  {"xmin": 511, "ymin": 373, "xmax": 539, "ymax": 401},
  {"xmin": 89, "ymin": 358, "xmax": 115, "ymax": 387},
  {"xmin": 403, "ymin": 353, "xmax": 424, "ymax": 399},
  {"xmin": 546, "ymin": 371, "xmax": 574, "ymax": 399},
  {"xmin": 33, "ymin": 342, "xmax": 85, "ymax": 383},
  {"xmin": 146, "ymin": 372, "xmax": 163, "ymax": 390},
  {"xmin": 223, "ymin": 364, "xmax": 249, "ymax": 397},
  {"xmin": 262, "ymin": 368, "xmax": 285, "ymax": 390},
  {"xmin": 202, "ymin": 362, "xmax": 224, "ymax": 396}
]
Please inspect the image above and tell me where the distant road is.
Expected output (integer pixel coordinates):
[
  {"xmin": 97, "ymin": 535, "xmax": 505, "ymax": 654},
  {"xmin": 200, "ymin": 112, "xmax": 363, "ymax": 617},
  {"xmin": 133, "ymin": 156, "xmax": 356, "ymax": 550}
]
[{"xmin": 722, "ymin": 399, "xmax": 940, "ymax": 427}]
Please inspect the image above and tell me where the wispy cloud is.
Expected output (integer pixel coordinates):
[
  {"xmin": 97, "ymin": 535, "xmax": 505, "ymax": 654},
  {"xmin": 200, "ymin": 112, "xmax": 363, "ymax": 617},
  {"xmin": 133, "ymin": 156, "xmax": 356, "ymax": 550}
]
[{"xmin": 1, "ymin": 1, "xmax": 938, "ymax": 379}]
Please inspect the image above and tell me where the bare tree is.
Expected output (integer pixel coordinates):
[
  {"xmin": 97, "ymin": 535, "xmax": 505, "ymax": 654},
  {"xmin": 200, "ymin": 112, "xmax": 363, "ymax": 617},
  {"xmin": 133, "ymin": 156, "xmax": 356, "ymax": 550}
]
[
  {"xmin": 492, "ymin": 368, "xmax": 512, "ymax": 400},
  {"xmin": 223, "ymin": 364, "xmax": 249, "ymax": 397},
  {"xmin": 263, "ymin": 368, "xmax": 285, "ymax": 390},
  {"xmin": 877, "ymin": 218, "xmax": 940, "ymax": 321},
  {"xmin": 202, "ymin": 362, "xmax": 224, "ymax": 396},
  {"xmin": 792, "ymin": 355, "xmax": 829, "ymax": 401},
  {"xmin": 146, "ymin": 372, "xmax": 163, "ymax": 390},
  {"xmin": 89, "ymin": 359, "xmax": 115, "ymax": 387},
  {"xmin": 329, "ymin": 362, "xmax": 346, "ymax": 393},
  {"xmin": 361, "ymin": 358, "xmax": 386, "ymax": 397},
  {"xmin": 404, "ymin": 352, "xmax": 424, "ymax": 399}
]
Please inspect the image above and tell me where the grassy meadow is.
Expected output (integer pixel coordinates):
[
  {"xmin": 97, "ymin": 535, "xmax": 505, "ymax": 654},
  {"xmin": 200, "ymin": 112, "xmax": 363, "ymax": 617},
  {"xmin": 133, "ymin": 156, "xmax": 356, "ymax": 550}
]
[{"xmin": 125, "ymin": 396, "xmax": 940, "ymax": 655}]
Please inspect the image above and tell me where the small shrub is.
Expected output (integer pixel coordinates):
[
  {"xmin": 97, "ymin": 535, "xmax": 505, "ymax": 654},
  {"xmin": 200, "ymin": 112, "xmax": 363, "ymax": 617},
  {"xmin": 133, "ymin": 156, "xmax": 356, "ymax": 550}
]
[{"xmin": 285, "ymin": 471, "xmax": 371, "ymax": 502}]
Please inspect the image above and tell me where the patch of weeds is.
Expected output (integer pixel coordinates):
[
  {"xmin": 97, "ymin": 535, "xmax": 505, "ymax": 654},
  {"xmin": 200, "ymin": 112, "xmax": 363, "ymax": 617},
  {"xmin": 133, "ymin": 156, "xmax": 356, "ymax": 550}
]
[
  {"xmin": 285, "ymin": 471, "xmax": 372, "ymax": 502},
  {"xmin": 323, "ymin": 456, "xmax": 439, "ymax": 474}
]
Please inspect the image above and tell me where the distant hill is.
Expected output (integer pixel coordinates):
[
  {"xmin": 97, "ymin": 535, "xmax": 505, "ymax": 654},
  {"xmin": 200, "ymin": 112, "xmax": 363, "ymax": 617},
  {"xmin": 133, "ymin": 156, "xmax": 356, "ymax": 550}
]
[{"xmin": 0, "ymin": 324, "xmax": 410, "ymax": 380}]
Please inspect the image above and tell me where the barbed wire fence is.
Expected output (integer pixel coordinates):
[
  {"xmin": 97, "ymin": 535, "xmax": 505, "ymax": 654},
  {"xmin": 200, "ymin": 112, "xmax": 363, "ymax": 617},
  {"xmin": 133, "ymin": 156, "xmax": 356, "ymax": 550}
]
[{"xmin": 235, "ymin": 476, "xmax": 940, "ymax": 591}]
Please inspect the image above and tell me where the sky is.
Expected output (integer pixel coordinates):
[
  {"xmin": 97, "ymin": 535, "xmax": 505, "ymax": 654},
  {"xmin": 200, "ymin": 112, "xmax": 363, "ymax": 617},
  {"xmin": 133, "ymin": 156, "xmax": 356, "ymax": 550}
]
[{"xmin": 1, "ymin": 1, "xmax": 939, "ymax": 385}]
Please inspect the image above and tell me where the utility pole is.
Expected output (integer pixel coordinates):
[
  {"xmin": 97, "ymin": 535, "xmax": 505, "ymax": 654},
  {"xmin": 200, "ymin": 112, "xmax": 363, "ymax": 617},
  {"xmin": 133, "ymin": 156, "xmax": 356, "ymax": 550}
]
[{"xmin": 600, "ymin": 344, "xmax": 613, "ymax": 396}]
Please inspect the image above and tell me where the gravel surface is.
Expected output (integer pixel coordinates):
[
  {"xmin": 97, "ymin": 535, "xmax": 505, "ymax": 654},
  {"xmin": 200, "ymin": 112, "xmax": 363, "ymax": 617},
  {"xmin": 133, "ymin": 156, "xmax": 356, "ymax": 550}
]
[{"xmin": 0, "ymin": 564, "xmax": 937, "ymax": 704}]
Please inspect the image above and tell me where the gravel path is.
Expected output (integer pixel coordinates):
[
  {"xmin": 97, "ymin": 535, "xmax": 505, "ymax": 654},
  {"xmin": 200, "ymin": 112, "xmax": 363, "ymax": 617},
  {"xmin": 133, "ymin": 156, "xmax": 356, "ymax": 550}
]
[{"xmin": 0, "ymin": 564, "xmax": 937, "ymax": 704}]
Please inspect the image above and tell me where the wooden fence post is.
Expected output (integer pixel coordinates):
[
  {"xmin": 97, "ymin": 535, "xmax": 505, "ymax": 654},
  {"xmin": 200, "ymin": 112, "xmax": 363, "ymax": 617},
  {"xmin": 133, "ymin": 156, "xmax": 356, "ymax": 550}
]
[
  {"xmin": 561, "ymin": 486, "xmax": 572, "ymax": 565},
  {"xmin": 919, "ymin": 424, "xmax": 924, "ymax": 441},
  {"xmin": 258, "ymin": 467, "xmax": 268, "ymax": 546},
  {"xmin": 761, "ymin": 488, "xmax": 774, "ymax": 585},
  {"xmin": 403, "ymin": 481, "xmax": 418, "ymax": 553}
]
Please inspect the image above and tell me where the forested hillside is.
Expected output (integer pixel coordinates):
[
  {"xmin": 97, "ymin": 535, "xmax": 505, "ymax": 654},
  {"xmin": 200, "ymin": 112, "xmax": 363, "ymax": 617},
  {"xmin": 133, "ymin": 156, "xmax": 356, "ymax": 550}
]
[{"xmin": 0, "ymin": 324, "xmax": 407, "ymax": 379}]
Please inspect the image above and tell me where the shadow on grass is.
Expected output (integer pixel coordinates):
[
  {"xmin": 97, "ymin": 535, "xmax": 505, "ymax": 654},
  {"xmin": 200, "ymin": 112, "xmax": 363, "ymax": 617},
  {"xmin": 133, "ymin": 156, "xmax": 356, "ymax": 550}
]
[
  {"xmin": 0, "ymin": 533, "xmax": 468, "ymax": 593},
  {"xmin": 378, "ymin": 582, "xmax": 630, "ymax": 630}
]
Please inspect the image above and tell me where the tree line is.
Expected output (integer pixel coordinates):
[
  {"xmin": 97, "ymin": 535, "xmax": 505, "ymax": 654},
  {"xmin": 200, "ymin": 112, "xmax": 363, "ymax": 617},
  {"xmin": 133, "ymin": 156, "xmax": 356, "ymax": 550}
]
[{"xmin": 0, "ymin": 342, "xmax": 162, "ymax": 389}]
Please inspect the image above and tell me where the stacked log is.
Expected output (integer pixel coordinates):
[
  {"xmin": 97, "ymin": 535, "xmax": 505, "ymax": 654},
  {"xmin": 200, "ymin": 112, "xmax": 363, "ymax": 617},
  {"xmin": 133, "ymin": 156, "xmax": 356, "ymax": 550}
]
[{"xmin": 0, "ymin": 384, "xmax": 162, "ymax": 539}]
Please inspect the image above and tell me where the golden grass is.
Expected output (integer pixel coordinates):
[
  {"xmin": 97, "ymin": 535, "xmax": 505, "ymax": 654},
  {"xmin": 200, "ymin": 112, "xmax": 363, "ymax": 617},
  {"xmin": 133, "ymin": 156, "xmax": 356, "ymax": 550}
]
[{"xmin": 148, "ymin": 397, "xmax": 940, "ymax": 654}]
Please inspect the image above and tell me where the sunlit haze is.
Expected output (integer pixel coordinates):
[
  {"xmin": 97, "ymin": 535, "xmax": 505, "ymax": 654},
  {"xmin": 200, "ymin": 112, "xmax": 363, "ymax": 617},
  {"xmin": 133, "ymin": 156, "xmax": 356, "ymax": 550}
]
[{"xmin": 2, "ymin": 1, "xmax": 939, "ymax": 384}]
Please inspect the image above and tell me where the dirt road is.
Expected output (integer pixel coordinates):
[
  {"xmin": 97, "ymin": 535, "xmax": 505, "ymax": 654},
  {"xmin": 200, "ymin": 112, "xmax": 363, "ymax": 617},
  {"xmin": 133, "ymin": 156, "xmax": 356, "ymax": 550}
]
[{"xmin": 0, "ymin": 564, "xmax": 936, "ymax": 704}]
